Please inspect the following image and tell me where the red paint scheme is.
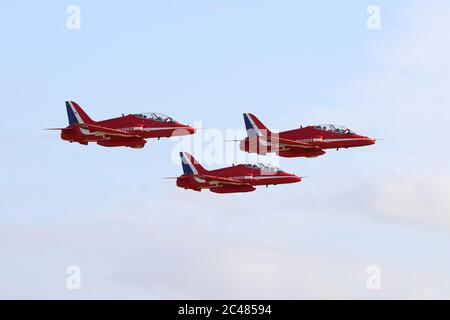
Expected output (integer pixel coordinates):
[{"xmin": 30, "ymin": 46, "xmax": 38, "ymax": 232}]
[
  {"xmin": 175, "ymin": 152, "xmax": 301, "ymax": 194},
  {"xmin": 240, "ymin": 113, "xmax": 375, "ymax": 158},
  {"xmin": 50, "ymin": 101, "xmax": 196, "ymax": 148}
]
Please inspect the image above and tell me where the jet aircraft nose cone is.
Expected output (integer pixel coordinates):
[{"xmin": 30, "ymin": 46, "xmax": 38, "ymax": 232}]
[
  {"xmin": 367, "ymin": 137, "xmax": 376, "ymax": 145},
  {"xmin": 178, "ymin": 124, "xmax": 196, "ymax": 135},
  {"xmin": 356, "ymin": 135, "xmax": 376, "ymax": 146},
  {"xmin": 187, "ymin": 126, "xmax": 197, "ymax": 134},
  {"xmin": 281, "ymin": 172, "xmax": 302, "ymax": 183}
]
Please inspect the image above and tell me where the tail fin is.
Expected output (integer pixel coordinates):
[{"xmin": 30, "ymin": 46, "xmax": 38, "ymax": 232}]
[
  {"xmin": 243, "ymin": 113, "xmax": 271, "ymax": 137},
  {"xmin": 180, "ymin": 152, "xmax": 207, "ymax": 175},
  {"xmin": 65, "ymin": 101, "xmax": 95, "ymax": 125}
]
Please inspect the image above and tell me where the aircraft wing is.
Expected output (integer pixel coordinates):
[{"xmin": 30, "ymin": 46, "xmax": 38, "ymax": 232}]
[
  {"xmin": 196, "ymin": 174, "xmax": 248, "ymax": 186},
  {"xmin": 260, "ymin": 136, "xmax": 320, "ymax": 149},
  {"xmin": 78, "ymin": 123, "xmax": 140, "ymax": 138}
]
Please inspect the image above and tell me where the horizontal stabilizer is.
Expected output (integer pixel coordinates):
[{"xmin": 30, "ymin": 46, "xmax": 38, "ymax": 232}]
[{"xmin": 45, "ymin": 127, "xmax": 72, "ymax": 131}]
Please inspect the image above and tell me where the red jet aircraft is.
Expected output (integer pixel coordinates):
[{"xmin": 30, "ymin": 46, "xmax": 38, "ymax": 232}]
[
  {"xmin": 48, "ymin": 101, "xmax": 196, "ymax": 148},
  {"xmin": 174, "ymin": 152, "xmax": 301, "ymax": 194},
  {"xmin": 240, "ymin": 113, "xmax": 376, "ymax": 158}
]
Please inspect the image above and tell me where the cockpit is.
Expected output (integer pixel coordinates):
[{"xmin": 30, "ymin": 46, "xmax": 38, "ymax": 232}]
[
  {"xmin": 134, "ymin": 112, "xmax": 175, "ymax": 123},
  {"xmin": 245, "ymin": 163, "xmax": 283, "ymax": 172},
  {"xmin": 314, "ymin": 124, "xmax": 354, "ymax": 134}
]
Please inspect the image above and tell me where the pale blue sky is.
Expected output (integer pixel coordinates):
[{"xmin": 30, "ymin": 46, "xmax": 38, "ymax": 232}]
[{"xmin": 1, "ymin": 0, "xmax": 450, "ymax": 298}]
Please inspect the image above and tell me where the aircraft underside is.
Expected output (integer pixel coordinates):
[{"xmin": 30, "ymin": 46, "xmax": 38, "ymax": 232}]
[
  {"xmin": 181, "ymin": 185, "xmax": 257, "ymax": 194},
  {"xmin": 62, "ymin": 131, "xmax": 147, "ymax": 148}
]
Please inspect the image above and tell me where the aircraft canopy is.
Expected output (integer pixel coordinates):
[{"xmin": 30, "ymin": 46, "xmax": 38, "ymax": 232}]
[
  {"xmin": 314, "ymin": 124, "xmax": 354, "ymax": 134},
  {"xmin": 245, "ymin": 163, "xmax": 283, "ymax": 172},
  {"xmin": 135, "ymin": 112, "xmax": 175, "ymax": 123}
]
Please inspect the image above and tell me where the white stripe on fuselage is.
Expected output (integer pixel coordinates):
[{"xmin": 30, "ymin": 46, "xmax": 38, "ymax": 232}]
[
  {"xmin": 80, "ymin": 128, "xmax": 90, "ymax": 135},
  {"xmin": 227, "ymin": 175, "xmax": 293, "ymax": 181},
  {"xmin": 296, "ymin": 138, "xmax": 371, "ymax": 143},
  {"xmin": 321, "ymin": 138, "xmax": 371, "ymax": 143},
  {"xmin": 251, "ymin": 176, "xmax": 293, "ymax": 180},
  {"xmin": 117, "ymin": 127, "xmax": 185, "ymax": 132}
]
